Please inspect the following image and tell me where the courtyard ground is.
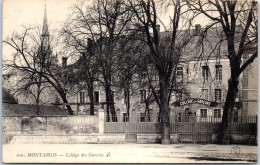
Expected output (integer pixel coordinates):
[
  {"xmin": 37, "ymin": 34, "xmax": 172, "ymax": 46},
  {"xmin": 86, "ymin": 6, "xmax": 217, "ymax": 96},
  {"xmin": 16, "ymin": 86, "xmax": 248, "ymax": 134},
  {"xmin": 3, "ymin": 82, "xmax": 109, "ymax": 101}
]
[{"xmin": 2, "ymin": 143, "xmax": 257, "ymax": 163}]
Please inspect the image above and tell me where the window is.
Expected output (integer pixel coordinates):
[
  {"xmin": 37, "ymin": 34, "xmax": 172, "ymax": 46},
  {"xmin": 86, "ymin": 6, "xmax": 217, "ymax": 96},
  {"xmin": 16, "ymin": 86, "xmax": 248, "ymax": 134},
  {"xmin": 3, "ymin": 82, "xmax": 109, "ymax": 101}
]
[
  {"xmin": 62, "ymin": 57, "xmax": 67, "ymax": 68},
  {"xmin": 154, "ymin": 75, "xmax": 159, "ymax": 82},
  {"xmin": 123, "ymin": 113, "xmax": 129, "ymax": 122},
  {"xmin": 215, "ymin": 65, "xmax": 222, "ymax": 81},
  {"xmin": 157, "ymin": 113, "xmax": 161, "ymax": 122},
  {"xmin": 140, "ymin": 113, "xmax": 151, "ymax": 122},
  {"xmin": 176, "ymin": 67, "xmax": 183, "ymax": 82},
  {"xmin": 202, "ymin": 89, "xmax": 208, "ymax": 100},
  {"xmin": 177, "ymin": 67, "xmax": 183, "ymax": 75},
  {"xmin": 184, "ymin": 108, "xmax": 190, "ymax": 122},
  {"xmin": 176, "ymin": 90, "xmax": 182, "ymax": 101},
  {"xmin": 110, "ymin": 113, "xmax": 118, "ymax": 122},
  {"xmin": 202, "ymin": 65, "xmax": 209, "ymax": 81},
  {"xmin": 200, "ymin": 109, "xmax": 207, "ymax": 118},
  {"xmin": 94, "ymin": 91, "xmax": 99, "ymax": 103},
  {"xmin": 140, "ymin": 71, "xmax": 147, "ymax": 80},
  {"xmin": 214, "ymin": 109, "xmax": 221, "ymax": 118},
  {"xmin": 178, "ymin": 113, "xmax": 182, "ymax": 122},
  {"xmin": 215, "ymin": 89, "xmax": 222, "ymax": 102},
  {"xmin": 140, "ymin": 90, "xmax": 146, "ymax": 103},
  {"xmin": 79, "ymin": 92, "xmax": 85, "ymax": 104},
  {"xmin": 140, "ymin": 113, "xmax": 145, "ymax": 122}
]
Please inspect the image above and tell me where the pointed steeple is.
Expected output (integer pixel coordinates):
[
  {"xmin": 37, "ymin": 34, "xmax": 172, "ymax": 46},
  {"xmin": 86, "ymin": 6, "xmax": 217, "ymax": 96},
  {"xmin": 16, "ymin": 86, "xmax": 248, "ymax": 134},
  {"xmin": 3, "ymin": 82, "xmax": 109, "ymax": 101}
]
[
  {"xmin": 42, "ymin": 4, "xmax": 49, "ymax": 37},
  {"xmin": 39, "ymin": 3, "xmax": 52, "ymax": 62}
]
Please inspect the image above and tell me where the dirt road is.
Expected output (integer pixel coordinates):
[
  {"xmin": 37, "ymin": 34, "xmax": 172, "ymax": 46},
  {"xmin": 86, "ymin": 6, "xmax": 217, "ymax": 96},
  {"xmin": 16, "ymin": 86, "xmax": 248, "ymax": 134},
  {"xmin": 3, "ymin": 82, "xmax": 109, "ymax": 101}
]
[{"xmin": 2, "ymin": 143, "xmax": 257, "ymax": 163}]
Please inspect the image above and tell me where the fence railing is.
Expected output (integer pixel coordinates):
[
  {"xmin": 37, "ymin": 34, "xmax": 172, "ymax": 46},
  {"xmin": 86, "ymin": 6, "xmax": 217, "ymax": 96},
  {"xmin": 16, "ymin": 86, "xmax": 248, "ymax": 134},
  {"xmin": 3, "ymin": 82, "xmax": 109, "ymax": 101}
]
[
  {"xmin": 104, "ymin": 113, "xmax": 257, "ymax": 135},
  {"xmin": 105, "ymin": 113, "xmax": 257, "ymax": 123}
]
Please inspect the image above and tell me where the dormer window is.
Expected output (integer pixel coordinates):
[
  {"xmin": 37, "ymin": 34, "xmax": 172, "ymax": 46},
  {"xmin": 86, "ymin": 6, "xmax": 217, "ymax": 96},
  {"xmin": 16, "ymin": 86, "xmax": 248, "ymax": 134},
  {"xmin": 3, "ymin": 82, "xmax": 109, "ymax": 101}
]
[
  {"xmin": 62, "ymin": 57, "xmax": 67, "ymax": 68},
  {"xmin": 140, "ymin": 90, "xmax": 146, "ymax": 103}
]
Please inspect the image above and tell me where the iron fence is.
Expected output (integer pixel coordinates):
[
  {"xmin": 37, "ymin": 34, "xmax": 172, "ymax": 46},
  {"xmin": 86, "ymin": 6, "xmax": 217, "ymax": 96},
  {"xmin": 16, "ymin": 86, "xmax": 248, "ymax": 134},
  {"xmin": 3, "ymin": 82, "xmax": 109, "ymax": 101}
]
[{"xmin": 104, "ymin": 113, "xmax": 257, "ymax": 136}]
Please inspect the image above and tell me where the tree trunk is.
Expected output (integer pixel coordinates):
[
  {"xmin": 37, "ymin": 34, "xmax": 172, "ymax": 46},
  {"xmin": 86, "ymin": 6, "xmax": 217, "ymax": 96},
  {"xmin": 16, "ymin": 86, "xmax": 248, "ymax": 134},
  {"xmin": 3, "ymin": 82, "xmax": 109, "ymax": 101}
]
[
  {"xmin": 218, "ymin": 77, "xmax": 239, "ymax": 144},
  {"xmin": 109, "ymin": 89, "xmax": 117, "ymax": 121},
  {"xmin": 36, "ymin": 97, "xmax": 40, "ymax": 116},
  {"xmin": 145, "ymin": 101, "xmax": 151, "ymax": 122},
  {"xmin": 125, "ymin": 86, "xmax": 130, "ymax": 114},
  {"xmin": 105, "ymin": 84, "xmax": 116, "ymax": 121},
  {"xmin": 88, "ymin": 81, "xmax": 95, "ymax": 115},
  {"xmin": 161, "ymin": 99, "xmax": 170, "ymax": 144},
  {"xmin": 59, "ymin": 91, "xmax": 74, "ymax": 115},
  {"xmin": 105, "ymin": 86, "xmax": 110, "ymax": 113},
  {"xmin": 36, "ymin": 74, "xmax": 43, "ymax": 116},
  {"xmin": 159, "ymin": 76, "xmax": 171, "ymax": 144},
  {"xmin": 218, "ymin": 37, "xmax": 240, "ymax": 144},
  {"xmin": 36, "ymin": 84, "xmax": 41, "ymax": 116}
]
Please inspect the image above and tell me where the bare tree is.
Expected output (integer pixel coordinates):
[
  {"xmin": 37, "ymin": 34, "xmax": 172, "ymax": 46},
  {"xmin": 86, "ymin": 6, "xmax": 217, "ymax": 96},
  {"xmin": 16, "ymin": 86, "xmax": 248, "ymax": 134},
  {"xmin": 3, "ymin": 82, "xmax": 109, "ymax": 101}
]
[
  {"xmin": 60, "ymin": 24, "xmax": 98, "ymax": 115},
  {"xmin": 62, "ymin": 0, "xmax": 136, "ymax": 120},
  {"xmin": 3, "ymin": 26, "xmax": 50, "ymax": 115},
  {"xmin": 186, "ymin": 0, "xmax": 257, "ymax": 144},
  {"xmin": 117, "ymin": 54, "xmax": 139, "ymax": 114},
  {"xmin": 128, "ymin": 0, "xmax": 193, "ymax": 144},
  {"xmin": 3, "ymin": 26, "xmax": 74, "ymax": 115},
  {"xmin": 116, "ymin": 36, "xmax": 147, "ymax": 114}
]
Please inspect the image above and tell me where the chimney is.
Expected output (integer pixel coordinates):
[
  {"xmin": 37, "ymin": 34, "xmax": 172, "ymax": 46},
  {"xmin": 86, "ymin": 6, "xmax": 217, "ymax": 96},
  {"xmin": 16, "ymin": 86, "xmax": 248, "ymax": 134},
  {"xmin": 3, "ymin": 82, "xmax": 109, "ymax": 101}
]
[
  {"xmin": 195, "ymin": 24, "xmax": 201, "ymax": 36},
  {"xmin": 62, "ymin": 57, "xmax": 67, "ymax": 68},
  {"xmin": 156, "ymin": 24, "xmax": 160, "ymax": 33},
  {"xmin": 87, "ymin": 38, "xmax": 93, "ymax": 49}
]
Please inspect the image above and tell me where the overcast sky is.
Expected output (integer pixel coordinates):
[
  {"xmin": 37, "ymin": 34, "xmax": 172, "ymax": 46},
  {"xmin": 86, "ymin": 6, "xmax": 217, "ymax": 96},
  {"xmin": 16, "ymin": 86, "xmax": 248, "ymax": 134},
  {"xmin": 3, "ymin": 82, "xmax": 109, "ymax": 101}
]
[
  {"xmin": 3, "ymin": 0, "xmax": 77, "ymax": 33},
  {"xmin": 3, "ymin": 0, "xmax": 210, "ymax": 62},
  {"xmin": 3, "ymin": 0, "xmax": 80, "ymax": 61}
]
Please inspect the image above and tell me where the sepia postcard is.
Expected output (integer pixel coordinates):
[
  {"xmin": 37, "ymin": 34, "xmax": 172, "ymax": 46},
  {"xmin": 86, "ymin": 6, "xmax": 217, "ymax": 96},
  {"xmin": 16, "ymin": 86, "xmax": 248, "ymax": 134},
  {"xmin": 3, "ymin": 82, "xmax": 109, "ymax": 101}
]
[{"xmin": 2, "ymin": 0, "xmax": 258, "ymax": 163}]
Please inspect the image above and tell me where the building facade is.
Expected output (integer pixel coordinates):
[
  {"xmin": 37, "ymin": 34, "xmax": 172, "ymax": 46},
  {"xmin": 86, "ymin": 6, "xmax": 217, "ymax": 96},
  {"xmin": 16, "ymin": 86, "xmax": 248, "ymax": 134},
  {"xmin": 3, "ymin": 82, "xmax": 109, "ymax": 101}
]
[{"xmin": 64, "ymin": 26, "xmax": 257, "ymax": 123}]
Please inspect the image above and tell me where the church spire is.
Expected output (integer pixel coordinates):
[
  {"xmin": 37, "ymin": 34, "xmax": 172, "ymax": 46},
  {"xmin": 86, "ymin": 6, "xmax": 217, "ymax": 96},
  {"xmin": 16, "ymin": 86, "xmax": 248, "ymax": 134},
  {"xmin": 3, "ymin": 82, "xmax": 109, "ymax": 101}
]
[
  {"xmin": 42, "ymin": 4, "xmax": 49, "ymax": 37},
  {"xmin": 39, "ymin": 3, "xmax": 52, "ymax": 61}
]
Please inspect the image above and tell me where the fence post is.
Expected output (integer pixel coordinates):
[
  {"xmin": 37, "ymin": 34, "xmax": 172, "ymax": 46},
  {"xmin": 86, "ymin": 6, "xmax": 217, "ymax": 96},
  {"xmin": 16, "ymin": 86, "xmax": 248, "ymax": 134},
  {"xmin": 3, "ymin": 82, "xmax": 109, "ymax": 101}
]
[{"xmin": 98, "ymin": 109, "xmax": 105, "ymax": 134}]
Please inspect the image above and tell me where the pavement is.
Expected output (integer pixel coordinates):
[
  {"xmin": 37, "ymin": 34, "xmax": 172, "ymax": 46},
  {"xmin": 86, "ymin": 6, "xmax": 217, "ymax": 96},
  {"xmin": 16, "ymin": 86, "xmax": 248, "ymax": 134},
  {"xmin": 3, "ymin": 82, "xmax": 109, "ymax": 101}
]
[{"xmin": 2, "ymin": 143, "xmax": 258, "ymax": 163}]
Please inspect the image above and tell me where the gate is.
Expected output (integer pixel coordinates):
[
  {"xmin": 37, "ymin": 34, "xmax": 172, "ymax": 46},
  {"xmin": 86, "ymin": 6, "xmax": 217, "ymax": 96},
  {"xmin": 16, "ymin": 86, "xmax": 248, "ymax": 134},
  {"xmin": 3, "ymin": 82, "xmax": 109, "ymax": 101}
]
[
  {"xmin": 170, "ymin": 116, "xmax": 214, "ymax": 143},
  {"xmin": 176, "ymin": 122, "xmax": 212, "ymax": 144}
]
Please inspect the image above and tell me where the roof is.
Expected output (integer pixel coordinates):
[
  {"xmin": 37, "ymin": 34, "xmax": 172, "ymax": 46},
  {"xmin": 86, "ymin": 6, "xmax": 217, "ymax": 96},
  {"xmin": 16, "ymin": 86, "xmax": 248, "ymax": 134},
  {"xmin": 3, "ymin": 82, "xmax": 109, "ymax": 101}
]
[
  {"xmin": 2, "ymin": 103, "xmax": 70, "ymax": 117},
  {"xmin": 65, "ymin": 25, "xmax": 250, "ymax": 73}
]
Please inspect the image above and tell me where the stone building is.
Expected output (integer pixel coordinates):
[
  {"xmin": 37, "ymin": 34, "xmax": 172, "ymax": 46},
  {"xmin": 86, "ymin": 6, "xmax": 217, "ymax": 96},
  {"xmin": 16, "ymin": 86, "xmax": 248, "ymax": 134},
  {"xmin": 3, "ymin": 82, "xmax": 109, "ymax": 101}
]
[{"xmin": 64, "ymin": 24, "xmax": 257, "ymax": 122}]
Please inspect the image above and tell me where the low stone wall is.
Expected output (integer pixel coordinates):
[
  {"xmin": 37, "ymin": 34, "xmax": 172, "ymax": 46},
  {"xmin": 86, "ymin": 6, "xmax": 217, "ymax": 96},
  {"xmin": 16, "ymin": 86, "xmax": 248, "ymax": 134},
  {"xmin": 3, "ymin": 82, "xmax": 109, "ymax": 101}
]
[
  {"xmin": 6, "ymin": 134, "xmax": 125, "ymax": 144},
  {"xmin": 211, "ymin": 134, "xmax": 257, "ymax": 145},
  {"xmin": 2, "ymin": 116, "xmax": 99, "ymax": 143},
  {"xmin": 7, "ymin": 134, "xmax": 180, "ymax": 144},
  {"xmin": 231, "ymin": 135, "xmax": 257, "ymax": 145}
]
